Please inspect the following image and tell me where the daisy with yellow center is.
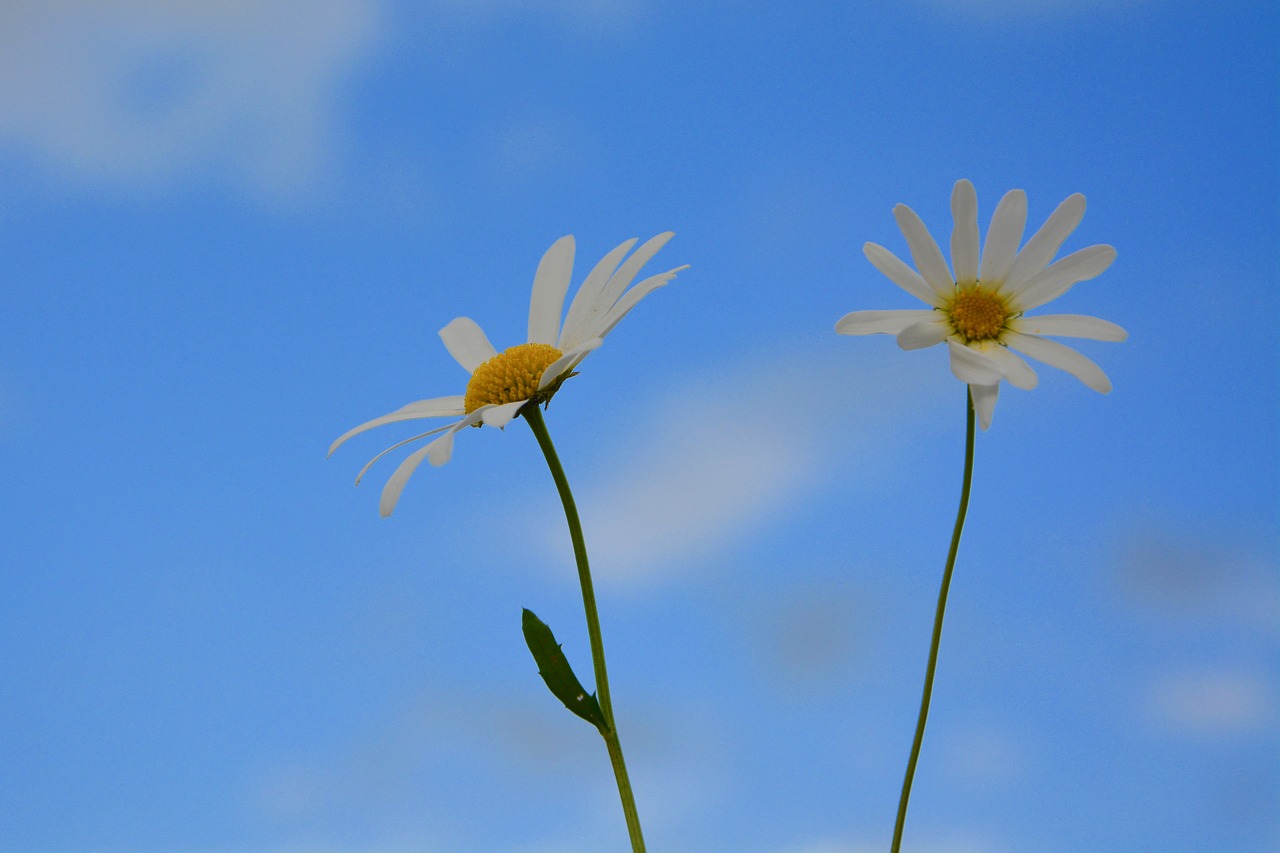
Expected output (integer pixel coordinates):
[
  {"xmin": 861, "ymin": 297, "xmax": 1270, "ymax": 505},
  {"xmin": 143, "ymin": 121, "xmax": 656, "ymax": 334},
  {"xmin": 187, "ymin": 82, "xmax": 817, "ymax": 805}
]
[
  {"xmin": 330, "ymin": 232, "xmax": 688, "ymax": 517},
  {"xmin": 835, "ymin": 180, "xmax": 1127, "ymax": 853},
  {"xmin": 836, "ymin": 179, "xmax": 1127, "ymax": 429},
  {"xmin": 330, "ymin": 233, "xmax": 686, "ymax": 853}
]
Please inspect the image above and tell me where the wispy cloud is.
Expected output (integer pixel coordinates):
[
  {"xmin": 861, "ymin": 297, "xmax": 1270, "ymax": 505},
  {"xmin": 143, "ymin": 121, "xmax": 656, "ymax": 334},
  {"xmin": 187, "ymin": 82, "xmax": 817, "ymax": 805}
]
[
  {"xmin": 0, "ymin": 1, "xmax": 383, "ymax": 204},
  {"xmin": 419, "ymin": 0, "xmax": 646, "ymax": 33},
  {"xmin": 937, "ymin": 725, "xmax": 1027, "ymax": 786},
  {"xmin": 522, "ymin": 342, "xmax": 951, "ymax": 587},
  {"xmin": 1146, "ymin": 668, "xmax": 1276, "ymax": 735}
]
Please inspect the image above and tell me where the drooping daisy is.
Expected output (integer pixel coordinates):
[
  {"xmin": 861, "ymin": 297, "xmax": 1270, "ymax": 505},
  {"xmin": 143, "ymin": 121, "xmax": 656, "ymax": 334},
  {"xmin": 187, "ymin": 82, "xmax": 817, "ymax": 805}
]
[
  {"xmin": 331, "ymin": 232, "xmax": 687, "ymax": 516},
  {"xmin": 836, "ymin": 179, "xmax": 1126, "ymax": 429}
]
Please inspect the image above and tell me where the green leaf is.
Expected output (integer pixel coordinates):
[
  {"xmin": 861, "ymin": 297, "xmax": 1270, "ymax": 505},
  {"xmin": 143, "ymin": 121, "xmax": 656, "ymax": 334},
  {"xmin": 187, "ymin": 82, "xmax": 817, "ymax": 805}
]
[{"xmin": 521, "ymin": 608, "xmax": 609, "ymax": 733}]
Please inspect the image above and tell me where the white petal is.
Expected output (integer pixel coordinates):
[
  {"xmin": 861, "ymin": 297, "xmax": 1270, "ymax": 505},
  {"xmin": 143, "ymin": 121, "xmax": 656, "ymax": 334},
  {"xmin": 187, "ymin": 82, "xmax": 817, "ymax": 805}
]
[
  {"xmin": 425, "ymin": 424, "xmax": 466, "ymax": 466},
  {"xmin": 354, "ymin": 424, "xmax": 454, "ymax": 485},
  {"xmin": 835, "ymin": 309, "xmax": 938, "ymax": 336},
  {"xmin": 978, "ymin": 189, "xmax": 1026, "ymax": 286},
  {"xmin": 379, "ymin": 442, "xmax": 437, "ymax": 516},
  {"xmin": 1010, "ymin": 313, "xmax": 1128, "ymax": 341},
  {"xmin": 527, "ymin": 235, "xmax": 576, "ymax": 345},
  {"xmin": 439, "ymin": 317, "xmax": 498, "ymax": 373},
  {"xmin": 893, "ymin": 203, "xmax": 955, "ymax": 297},
  {"xmin": 982, "ymin": 343, "xmax": 1039, "ymax": 390},
  {"xmin": 1003, "ymin": 192, "xmax": 1086, "ymax": 291},
  {"xmin": 969, "ymin": 383, "xmax": 999, "ymax": 430},
  {"xmin": 559, "ymin": 237, "xmax": 638, "ymax": 350},
  {"xmin": 481, "ymin": 400, "xmax": 526, "ymax": 428},
  {"xmin": 329, "ymin": 395, "xmax": 467, "ymax": 456},
  {"xmin": 863, "ymin": 242, "xmax": 941, "ymax": 307},
  {"xmin": 573, "ymin": 233, "xmax": 674, "ymax": 343},
  {"xmin": 1004, "ymin": 331, "xmax": 1113, "ymax": 393},
  {"xmin": 896, "ymin": 318, "xmax": 950, "ymax": 350},
  {"xmin": 1010, "ymin": 245, "xmax": 1117, "ymax": 311},
  {"xmin": 378, "ymin": 411, "xmax": 484, "ymax": 516},
  {"xmin": 951, "ymin": 179, "xmax": 979, "ymax": 286},
  {"xmin": 947, "ymin": 340, "xmax": 1004, "ymax": 385},
  {"xmin": 539, "ymin": 338, "xmax": 602, "ymax": 389},
  {"xmin": 594, "ymin": 265, "xmax": 688, "ymax": 340}
]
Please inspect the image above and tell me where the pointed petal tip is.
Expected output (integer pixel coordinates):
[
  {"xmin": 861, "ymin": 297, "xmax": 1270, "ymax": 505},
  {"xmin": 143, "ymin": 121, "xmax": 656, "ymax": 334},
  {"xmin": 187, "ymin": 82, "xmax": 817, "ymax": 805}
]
[
  {"xmin": 378, "ymin": 482, "xmax": 406, "ymax": 517},
  {"xmin": 970, "ymin": 383, "xmax": 999, "ymax": 430},
  {"xmin": 327, "ymin": 435, "xmax": 351, "ymax": 458},
  {"xmin": 973, "ymin": 396, "xmax": 994, "ymax": 429},
  {"xmin": 328, "ymin": 430, "xmax": 359, "ymax": 457},
  {"xmin": 633, "ymin": 231, "xmax": 675, "ymax": 253}
]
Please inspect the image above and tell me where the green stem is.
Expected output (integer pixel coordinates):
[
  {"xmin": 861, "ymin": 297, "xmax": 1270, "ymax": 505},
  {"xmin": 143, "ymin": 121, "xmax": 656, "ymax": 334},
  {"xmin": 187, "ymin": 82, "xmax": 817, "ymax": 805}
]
[
  {"xmin": 890, "ymin": 388, "xmax": 976, "ymax": 853},
  {"xmin": 522, "ymin": 403, "xmax": 646, "ymax": 853}
]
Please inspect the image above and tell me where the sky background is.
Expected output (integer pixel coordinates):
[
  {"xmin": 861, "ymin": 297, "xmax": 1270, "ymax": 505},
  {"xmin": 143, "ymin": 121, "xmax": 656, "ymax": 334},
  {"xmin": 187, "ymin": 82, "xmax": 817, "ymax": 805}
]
[{"xmin": 1, "ymin": 1, "xmax": 1277, "ymax": 852}]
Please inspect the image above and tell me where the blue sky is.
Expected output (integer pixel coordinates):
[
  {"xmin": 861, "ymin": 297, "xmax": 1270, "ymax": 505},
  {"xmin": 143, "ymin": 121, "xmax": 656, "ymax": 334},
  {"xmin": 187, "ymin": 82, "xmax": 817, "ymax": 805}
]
[{"xmin": 1, "ymin": 1, "xmax": 1276, "ymax": 852}]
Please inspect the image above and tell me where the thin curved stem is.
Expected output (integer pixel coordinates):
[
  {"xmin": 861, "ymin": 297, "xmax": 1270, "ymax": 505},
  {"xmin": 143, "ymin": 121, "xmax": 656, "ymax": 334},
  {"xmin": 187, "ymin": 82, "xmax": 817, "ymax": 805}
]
[
  {"xmin": 522, "ymin": 404, "xmax": 646, "ymax": 853},
  {"xmin": 891, "ymin": 387, "xmax": 976, "ymax": 853}
]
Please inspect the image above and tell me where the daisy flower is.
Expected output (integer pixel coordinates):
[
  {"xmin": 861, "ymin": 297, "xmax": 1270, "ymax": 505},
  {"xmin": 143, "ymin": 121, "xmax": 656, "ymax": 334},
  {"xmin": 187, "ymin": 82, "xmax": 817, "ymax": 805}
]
[
  {"xmin": 331, "ymin": 232, "xmax": 687, "ymax": 516},
  {"xmin": 836, "ymin": 179, "xmax": 1127, "ymax": 429}
]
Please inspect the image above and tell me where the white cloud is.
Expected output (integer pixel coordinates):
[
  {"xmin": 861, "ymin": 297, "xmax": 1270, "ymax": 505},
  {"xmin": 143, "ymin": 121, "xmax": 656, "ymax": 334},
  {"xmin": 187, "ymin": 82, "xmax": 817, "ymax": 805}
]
[
  {"xmin": 420, "ymin": 0, "xmax": 645, "ymax": 33},
  {"xmin": 566, "ymin": 408, "xmax": 811, "ymax": 578},
  {"xmin": 938, "ymin": 726, "xmax": 1026, "ymax": 786},
  {"xmin": 1147, "ymin": 669, "xmax": 1275, "ymax": 734},
  {"xmin": 525, "ymin": 342, "xmax": 951, "ymax": 586},
  {"xmin": 0, "ymin": 0, "xmax": 383, "ymax": 203}
]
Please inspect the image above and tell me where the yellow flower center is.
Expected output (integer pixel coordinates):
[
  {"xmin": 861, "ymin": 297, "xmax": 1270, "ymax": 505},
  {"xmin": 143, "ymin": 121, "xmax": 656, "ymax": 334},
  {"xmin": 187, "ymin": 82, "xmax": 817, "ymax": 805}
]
[
  {"xmin": 946, "ymin": 286, "xmax": 1010, "ymax": 343},
  {"xmin": 464, "ymin": 343, "xmax": 565, "ymax": 414}
]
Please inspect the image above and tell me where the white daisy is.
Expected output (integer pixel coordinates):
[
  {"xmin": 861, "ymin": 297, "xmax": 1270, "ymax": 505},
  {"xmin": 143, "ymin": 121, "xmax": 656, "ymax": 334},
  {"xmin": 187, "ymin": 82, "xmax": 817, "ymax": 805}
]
[
  {"xmin": 836, "ymin": 179, "xmax": 1127, "ymax": 429},
  {"xmin": 331, "ymin": 233, "xmax": 688, "ymax": 516}
]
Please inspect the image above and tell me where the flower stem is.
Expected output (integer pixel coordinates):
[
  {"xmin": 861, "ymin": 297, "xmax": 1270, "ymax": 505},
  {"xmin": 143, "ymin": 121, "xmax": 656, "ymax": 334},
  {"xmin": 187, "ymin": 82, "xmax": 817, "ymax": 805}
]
[
  {"xmin": 890, "ymin": 387, "xmax": 976, "ymax": 853},
  {"xmin": 522, "ymin": 403, "xmax": 646, "ymax": 853}
]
